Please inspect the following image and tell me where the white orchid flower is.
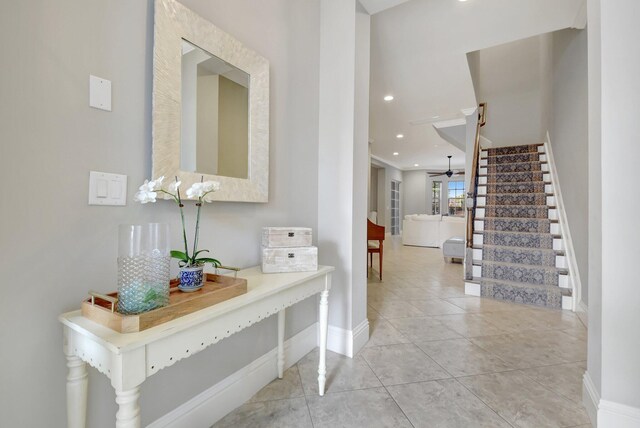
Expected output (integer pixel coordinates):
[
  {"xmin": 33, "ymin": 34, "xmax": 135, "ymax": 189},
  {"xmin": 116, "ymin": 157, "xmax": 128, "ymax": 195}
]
[
  {"xmin": 134, "ymin": 189, "xmax": 157, "ymax": 204},
  {"xmin": 148, "ymin": 176, "xmax": 164, "ymax": 190},
  {"xmin": 138, "ymin": 176, "xmax": 165, "ymax": 193},
  {"xmin": 186, "ymin": 182, "xmax": 204, "ymax": 199},
  {"xmin": 168, "ymin": 180, "xmax": 181, "ymax": 193}
]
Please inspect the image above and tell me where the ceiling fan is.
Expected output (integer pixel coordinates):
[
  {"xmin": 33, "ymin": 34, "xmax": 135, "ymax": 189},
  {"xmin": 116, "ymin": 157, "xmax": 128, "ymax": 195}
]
[{"xmin": 427, "ymin": 155, "xmax": 465, "ymax": 178}]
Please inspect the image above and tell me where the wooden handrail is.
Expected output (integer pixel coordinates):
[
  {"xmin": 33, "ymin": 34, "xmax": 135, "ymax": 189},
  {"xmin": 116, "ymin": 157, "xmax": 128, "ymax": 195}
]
[{"xmin": 466, "ymin": 103, "xmax": 487, "ymax": 251}]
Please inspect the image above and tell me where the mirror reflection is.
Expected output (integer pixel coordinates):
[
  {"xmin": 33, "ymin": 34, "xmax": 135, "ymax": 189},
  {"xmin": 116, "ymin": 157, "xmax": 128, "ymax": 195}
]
[{"xmin": 180, "ymin": 39, "xmax": 250, "ymax": 179}]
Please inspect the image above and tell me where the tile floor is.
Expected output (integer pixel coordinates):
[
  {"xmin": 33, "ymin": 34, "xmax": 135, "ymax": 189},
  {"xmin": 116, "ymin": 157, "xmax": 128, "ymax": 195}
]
[{"xmin": 214, "ymin": 238, "xmax": 590, "ymax": 428}]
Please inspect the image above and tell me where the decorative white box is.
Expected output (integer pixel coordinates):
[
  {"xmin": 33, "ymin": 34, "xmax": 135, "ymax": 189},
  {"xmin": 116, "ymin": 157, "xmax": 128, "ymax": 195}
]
[
  {"xmin": 262, "ymin": 246, "xmax": 318, "ymax": 273},
  {"xmin": 262, "ymin": 227, "xmax": 312, "ymax": 248}
]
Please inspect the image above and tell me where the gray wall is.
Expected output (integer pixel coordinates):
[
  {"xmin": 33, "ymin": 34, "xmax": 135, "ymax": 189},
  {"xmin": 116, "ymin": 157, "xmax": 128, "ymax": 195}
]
[
  {"xmin": 549, "ymin": 28, "xmax": 589, "ymax": 304},
  {"xmin": 402, "ymin": 170, "xmax": 428, "ymax": 215},
  {"xmin": 369, "ymin": 165, "xmax": 379, "ymax": 213},
  {"xmin": 472, "ymin": 34, "xmax": 552, "ymax": 147},
  {"xmin": 0, "ymin": 0, "xmax": 320, "ymax": 426}
]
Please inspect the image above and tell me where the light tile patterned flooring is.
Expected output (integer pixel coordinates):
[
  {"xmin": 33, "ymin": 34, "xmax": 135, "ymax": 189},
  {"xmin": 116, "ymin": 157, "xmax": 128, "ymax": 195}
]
[{"xmin": 214, "ymin": 238, "xmax": 590, "ymax": 428}]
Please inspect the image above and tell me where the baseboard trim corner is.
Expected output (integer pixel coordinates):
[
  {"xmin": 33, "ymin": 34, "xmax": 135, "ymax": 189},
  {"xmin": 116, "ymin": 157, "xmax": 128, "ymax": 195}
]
[
  {"xmin": 598, "ymin": 400, "xmax": 640, "ymax": 428},
  {"xmin": 148, "ymin": 322, "xmax": 318, "ymax": 428},
  {"xmin": 583, "ymin": 371, "xmax": 600, "ymax": 426},
  {"xmin": 326, "ymin": 319, "xmax": 369, "ymax": 358}
]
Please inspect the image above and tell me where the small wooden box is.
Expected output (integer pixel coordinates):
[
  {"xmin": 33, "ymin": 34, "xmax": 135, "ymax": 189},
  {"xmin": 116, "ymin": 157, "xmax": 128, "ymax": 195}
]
[
  {"xmin": 81, "ymin": 274, "xmax": 247, "ymax": 333},
  {"xmin": 262, "ymin": 246, "xmax": 318, "ymax": 273},
  {"xmin": 262, "ymin": 227, "xmax": 312, "ymax": 248}
]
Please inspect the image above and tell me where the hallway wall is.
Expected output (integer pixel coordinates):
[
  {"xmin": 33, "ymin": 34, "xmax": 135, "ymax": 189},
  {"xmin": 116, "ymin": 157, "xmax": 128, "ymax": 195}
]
[{"xmin": 0, "ymin": 1, "xmax": 321, "ymax": 426}]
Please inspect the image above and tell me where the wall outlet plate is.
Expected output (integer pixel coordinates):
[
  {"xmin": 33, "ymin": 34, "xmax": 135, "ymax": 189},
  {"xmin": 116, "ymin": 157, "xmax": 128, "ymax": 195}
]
[{"xmin": 89, "ymin": 75, "xmax": 112, "ymax": 111}]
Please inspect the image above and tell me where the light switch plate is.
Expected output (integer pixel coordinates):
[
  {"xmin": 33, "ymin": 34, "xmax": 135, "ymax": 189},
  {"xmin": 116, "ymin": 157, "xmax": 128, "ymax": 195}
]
[
  {"xmin": 89, "ymin": 171, "xmax": 127, "ymax": 206},
  {"xmin": 89, "ymin": 75, "xmax": 112, "ymax": 111}
]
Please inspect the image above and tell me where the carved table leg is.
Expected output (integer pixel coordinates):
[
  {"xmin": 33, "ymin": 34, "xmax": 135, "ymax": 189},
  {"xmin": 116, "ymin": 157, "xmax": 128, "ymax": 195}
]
[
  {"xmin": 66, "ymin": 355, "xmax": 88, "ymax": 428},
  {"xmin": 115, "ymin": 387, "xmax": 141, "ymax": 428},
  {"xmin": 318, "ymin": 289, "xmax": 329, "ymax": 396},
  {"xmin": 277, "ymin": 309, "xmax": 285, "ymax": 379}
]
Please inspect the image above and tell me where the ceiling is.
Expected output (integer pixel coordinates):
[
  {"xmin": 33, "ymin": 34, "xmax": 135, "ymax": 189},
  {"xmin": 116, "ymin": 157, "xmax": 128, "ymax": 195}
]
[{"xmin": 367, "ymin": 0, "xmax": 586, "ymax": 171}]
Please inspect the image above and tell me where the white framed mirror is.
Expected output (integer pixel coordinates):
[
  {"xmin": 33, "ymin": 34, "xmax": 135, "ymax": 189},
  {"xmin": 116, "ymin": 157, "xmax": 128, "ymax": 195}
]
[{"xmin": 153, "ymin": 0, "xmax": 269, "ymax": 202}]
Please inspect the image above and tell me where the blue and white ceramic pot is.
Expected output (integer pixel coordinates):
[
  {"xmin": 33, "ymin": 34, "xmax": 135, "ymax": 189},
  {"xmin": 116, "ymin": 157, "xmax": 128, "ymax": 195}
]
[{"xmin": 178, "ymin": 265, "xmax": 204, "ymax": 292}]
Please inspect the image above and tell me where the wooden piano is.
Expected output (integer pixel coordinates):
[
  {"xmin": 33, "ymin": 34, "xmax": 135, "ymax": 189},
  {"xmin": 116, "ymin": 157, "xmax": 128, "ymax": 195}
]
[{"xmin": 367, "ymin": 219, "xmax": 385, "ymax": 280}]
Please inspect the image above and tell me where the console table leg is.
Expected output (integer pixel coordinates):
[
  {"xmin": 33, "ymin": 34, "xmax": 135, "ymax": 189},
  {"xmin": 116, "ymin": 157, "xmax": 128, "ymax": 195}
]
[
  {"xmin": 115, "ymin": 387, "xmax": 141, "ymax": 428},
  {"xmin": 277, "ymin": 309, "xmax": 285, "ymax": 379},
  {"xmin": 318, "ymin": 289, "xmax": 329, "ymax": 396},
  {"xmin": 66, "ymin": 355, "xmax": 88, "ymax": 428}
]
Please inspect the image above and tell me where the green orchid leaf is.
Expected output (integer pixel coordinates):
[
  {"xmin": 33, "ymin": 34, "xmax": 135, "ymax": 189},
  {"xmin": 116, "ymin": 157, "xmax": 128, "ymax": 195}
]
[
  {"xmin": 195, "ymin": 257, "xmax": 221, "ymax": 267},
  {"xmin": 193, "ymin": 249, "xmax": 210, "ymax": 258},
  {"xmin": 171, "ymin": 250, "xmax": 188, "ymax": 261}
]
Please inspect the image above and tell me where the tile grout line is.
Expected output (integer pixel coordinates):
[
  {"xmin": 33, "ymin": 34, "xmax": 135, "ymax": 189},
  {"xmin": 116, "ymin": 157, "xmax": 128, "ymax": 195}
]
[
  {"xmin": 452, "ymin": 376, "xmax": 517, "ymax": 428},
  {"xmin": 358, "ymin": 350, "xmax": 417, "ymax": 428},
  {"xmin": 296, "ymin": 363, "xmax": 316, "ymax": 428}
]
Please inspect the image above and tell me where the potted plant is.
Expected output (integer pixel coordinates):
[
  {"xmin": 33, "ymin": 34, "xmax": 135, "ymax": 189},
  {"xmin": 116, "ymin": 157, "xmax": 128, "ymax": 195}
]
[{"xmin": 135, "ymin": 176, "xmax": 222, "ymax": 292}]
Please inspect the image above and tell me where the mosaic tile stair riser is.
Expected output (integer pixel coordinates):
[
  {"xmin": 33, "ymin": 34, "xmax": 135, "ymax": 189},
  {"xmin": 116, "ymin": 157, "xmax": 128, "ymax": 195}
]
[{"xmin": 479, "ymin": 144, "xmax": 564, "ymax": 309}]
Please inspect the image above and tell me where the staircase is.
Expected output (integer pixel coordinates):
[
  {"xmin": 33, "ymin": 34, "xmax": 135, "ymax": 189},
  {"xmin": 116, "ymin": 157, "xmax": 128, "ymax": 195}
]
[{"xmin": 466, "ymin": 143, "xmax": 572, "ymax": 309}]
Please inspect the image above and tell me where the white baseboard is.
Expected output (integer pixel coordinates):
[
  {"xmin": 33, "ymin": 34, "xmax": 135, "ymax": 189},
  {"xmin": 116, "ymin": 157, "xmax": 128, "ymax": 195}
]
[
  {"xmin": 598, "ymin": 400, "xmax": 640, "ymax": 427},
  {"xmin": 583, "ymin": 371, "xmax": 600, "ymax": 426},
  {"xmin": 352, "ymin": 319, "xmax": 370, "ymax": 356},
  {"xmin": 465, "ymin": 281, "xmax": 481, "ymax": 296},
  {"xmin": 326, "ymin": 319, "xmax": 370, "ymax": 358},
  {"xmin": 148, "ymin": 322, "xmax": 318, "ymax": 428},
  {"xmin": 577, "ymin": 301, "xmax": 588, "ymax": 328}
]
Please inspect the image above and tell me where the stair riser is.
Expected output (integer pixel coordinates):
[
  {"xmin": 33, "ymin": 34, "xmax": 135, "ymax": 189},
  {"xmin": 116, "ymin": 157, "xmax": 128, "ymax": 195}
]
[
  {"xmin": 473, "ymin": 248, "xmax": 567, "ymax": 268},
  {"xmin": 477, "ymin": 232, "xmax": 557, "ymax": 249},
  {"xmin": 477, "ymin": 195, "xmax": 552, "ymax": 207},
  {"xmin": 472, "ymin": 269, "xmax": 569, "ymax": 287},
  {"xmin": 484, "ymin": 206, "xmax": 549, "ymax": 219},
  {"xmin": 484, "ymin": 171, "xmax": 550, "ymax": 184},
  {"xmin": 481, "ymin": 153, "xmax": 545, "ymax": 165},
  {"xmin": 482, "ymin": 264, "xmax": 559, "ymax": 286},
  {"xmin": 475, "ymin": 219, "xmax": 559, "ymax": 234},
  {"xmin": 478, "ymin": 218, "xmax": 552, "ymax": 233},
  {"xmin": 480, "ymin": 247, "xmax": 556, "ymax": 266},
  {"xmin": 478, "ymin": 183, "xmax": 553, "ymax": 194},
  {"xmin": 481, "ymin": 282, "xmax": 562, "ymax": 309},
  {"xmin": 486, "ymin": 144, "xmax": 544, "ymax": 156},
  {"xmin": 476, "ymin": 207, "xmax": 557, "ymax": 219},
  {"xmin": 480, "ymin": 163, "xmax": 549, "ymax": 174}
]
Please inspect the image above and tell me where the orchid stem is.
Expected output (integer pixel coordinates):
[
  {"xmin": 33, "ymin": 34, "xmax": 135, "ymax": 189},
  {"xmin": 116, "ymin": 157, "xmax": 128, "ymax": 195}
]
[
  {"xmin": 192, "ymin": 176, "xmax": 204, "ymax": 264},
  {"xmin": 175, "ymin": 176, "xmax": 190, "ymax": 262}
]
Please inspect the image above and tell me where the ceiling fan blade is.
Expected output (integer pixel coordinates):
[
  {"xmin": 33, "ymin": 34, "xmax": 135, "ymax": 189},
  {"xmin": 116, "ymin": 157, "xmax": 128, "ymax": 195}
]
[
  {"xmin": 428, "ymin": 173, "xmax": 446, "ymax": 177},
  {"xmin": 455, "ymin": 171, "xmax": 465, "ymax": 175}
]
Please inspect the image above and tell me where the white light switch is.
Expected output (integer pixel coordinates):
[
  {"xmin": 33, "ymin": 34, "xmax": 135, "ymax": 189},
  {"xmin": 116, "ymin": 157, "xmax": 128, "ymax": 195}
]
[
  {"xmin": 96, "ymin": 179, "xmax": 108, "ymax": 198},
  {"xmin": 89, "ymin": 171, "xmax": 127, "ymax": 206},
  {"xmin": 89, "ymin": 75, "xmax": 112, "ymax": 111}
]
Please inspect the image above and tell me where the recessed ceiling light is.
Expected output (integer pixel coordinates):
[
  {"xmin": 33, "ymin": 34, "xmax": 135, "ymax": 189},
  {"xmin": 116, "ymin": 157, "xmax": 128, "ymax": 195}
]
[
  {"xmin": 414, "ymin": 163, "xmax": 419, "ymax": 167},
  {"xmin": 458, "ymin": 0, "xmax": 468, "ymax": 2},
  {"xmin": 393, "ymin": 152, "xmax": 399, "ymax": 156},
  {"xmin": 434, "ymin": 144, "xmax": 439, "ymax": 147},
  {"xmin": 431, "ymin": 115, "xmax": 440, "ymax": 119},
  {"xmin": 384, "ymin": 95, "xmax": 394, "ymax": 101},
  {"xmin": 396, "ymin": 134, "xmax": 404, "ymax": 139}
]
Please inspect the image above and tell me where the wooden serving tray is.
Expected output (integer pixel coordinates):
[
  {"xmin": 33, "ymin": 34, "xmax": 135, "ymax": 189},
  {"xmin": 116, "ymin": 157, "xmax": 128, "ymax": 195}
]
[{"xmin": 81, "ymin": 274, "xmax": 247, "ymax": 333}]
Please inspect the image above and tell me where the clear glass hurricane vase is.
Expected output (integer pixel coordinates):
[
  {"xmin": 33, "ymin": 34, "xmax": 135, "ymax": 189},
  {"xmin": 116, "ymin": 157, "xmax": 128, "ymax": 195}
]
[{"xmin": 117, "ymin": 223, "xmax": 171, "ymax": 314}]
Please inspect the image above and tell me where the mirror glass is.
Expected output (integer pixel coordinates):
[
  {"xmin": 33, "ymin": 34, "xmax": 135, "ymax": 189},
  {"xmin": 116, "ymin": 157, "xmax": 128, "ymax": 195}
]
[{"xmin": 180, "ymin": 39, "xmax": 249, "ymax": 179}]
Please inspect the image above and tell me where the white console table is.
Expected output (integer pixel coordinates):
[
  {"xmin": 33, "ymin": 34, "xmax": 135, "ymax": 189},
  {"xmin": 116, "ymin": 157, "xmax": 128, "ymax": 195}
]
[{"xmin": 59, "ymin": 265, "xmax": 334, "ymax": 428}]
